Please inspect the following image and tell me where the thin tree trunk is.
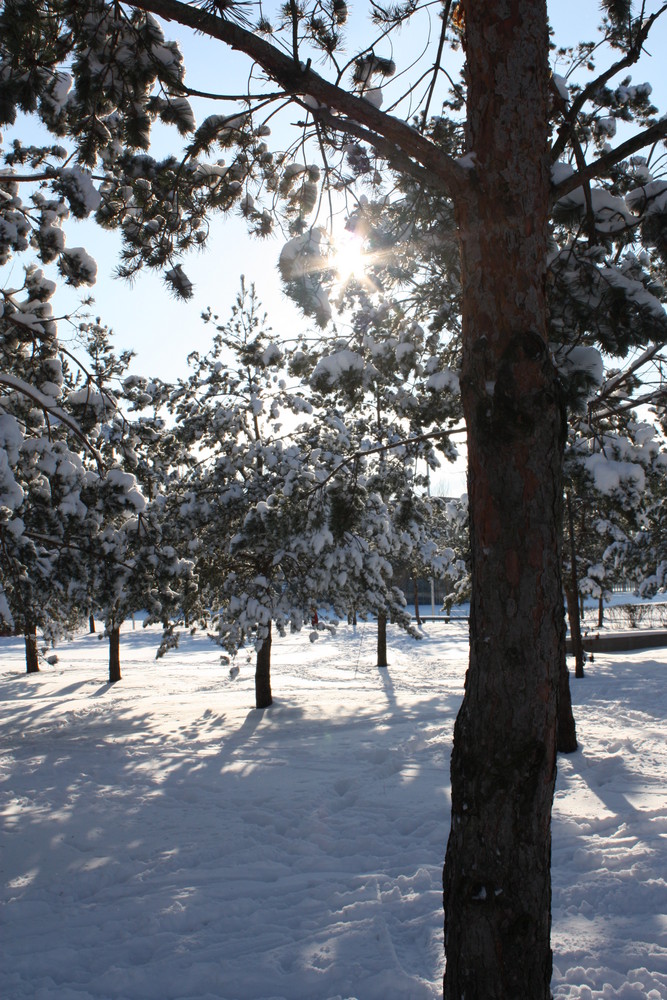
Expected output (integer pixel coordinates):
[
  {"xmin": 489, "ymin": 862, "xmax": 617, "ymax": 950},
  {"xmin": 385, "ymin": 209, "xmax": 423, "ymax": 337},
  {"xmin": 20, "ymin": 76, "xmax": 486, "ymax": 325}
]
[
  {"xmin": 89, "ymin": 613, "xmax": 95, "ymax": 634},
  {"xmin": 255, "ymin": 621, "xmax": 272, "ymax": 709},
  {"xmin": 566, "ymin": 492, "xmax": 585, "ymax": 679},
  {"xmin": 598, "ymin": 594, "xmax": 604, "ymax": 628},
  {"xmin": 377, "ymin": 611, "xmax": 387, "ymax": 667},
  {"xmin": 565, "ymin": 583, "xmax": 585, "ymax": 680},
  {"xmin": 443, "ymin": 5, "xmax": 561, "ymax": 996},
  {"xmin": 413, "ymin": 578, "xmax": 422, "ymax": 625},
  {"xmin": 25, "ymin": 624, "xmax": 39, "ymax": 674},
  {"xmin": 557, "ymin": 647, "xmax": 578, "ymax": 754},
  {"xmin": 108, "ymin": 626, "xmax": 121, "ymax": 683}
]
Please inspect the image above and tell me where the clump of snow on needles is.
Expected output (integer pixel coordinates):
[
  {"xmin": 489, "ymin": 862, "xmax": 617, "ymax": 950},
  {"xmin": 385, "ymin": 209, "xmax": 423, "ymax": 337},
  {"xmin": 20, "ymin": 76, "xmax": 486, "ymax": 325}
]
[
  {"xmin": 583, "ymin": 452, "xmax": 646, "ymax": 495},
  {"xmin": 553, "ymin": 344, "xmax": 604, "ymax": 386},
  {"xmin": 311, "ymin": 348, "xmax": 365, "ymax": 387}
]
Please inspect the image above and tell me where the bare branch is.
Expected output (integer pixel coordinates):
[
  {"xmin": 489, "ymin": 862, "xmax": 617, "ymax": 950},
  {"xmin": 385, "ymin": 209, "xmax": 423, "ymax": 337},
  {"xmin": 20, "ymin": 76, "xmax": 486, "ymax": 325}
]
[
  {"xmin": 289, "ymin": 0, "xmax": 300, "ymax": 64},
  {"xmin": 421, "ymin": 0, "xmax": 452, "ymax": 128},
  {"xmin": 550, "ymin": 78, "xmax": 597, "ymax": 240},
  {"xmin": 174, "ymin": 83, "xmax": 287, "ymax": 102},
  {"xmin": 308, "ymin": 105, "xmax": 440, "ymax": 191},
  {"xmin": 590, "ymin": 385, "xmax": 666, "ymax": 419},
  {"xmin": 0, "ymin": 171, "xmax": 56, "ymax": 183}
]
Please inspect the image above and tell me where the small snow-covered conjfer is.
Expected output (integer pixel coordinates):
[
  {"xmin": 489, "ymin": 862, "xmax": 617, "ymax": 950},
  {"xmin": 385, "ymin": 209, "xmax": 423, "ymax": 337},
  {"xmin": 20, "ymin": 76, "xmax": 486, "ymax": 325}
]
[
  {"xmin": 168, "ymin": 283, "xmax": 421, "ymax": 707},
  {"xmin": 2, "ymin": 0, "xmax": 667, "ymax": 995}
]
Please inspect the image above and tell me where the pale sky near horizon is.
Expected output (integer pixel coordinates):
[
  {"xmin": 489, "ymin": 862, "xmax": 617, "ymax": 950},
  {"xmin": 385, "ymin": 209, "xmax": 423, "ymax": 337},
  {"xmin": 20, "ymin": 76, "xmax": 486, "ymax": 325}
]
[{"xmin": 4, "ymin": 1, "xmax": 667, "ymax": 495}]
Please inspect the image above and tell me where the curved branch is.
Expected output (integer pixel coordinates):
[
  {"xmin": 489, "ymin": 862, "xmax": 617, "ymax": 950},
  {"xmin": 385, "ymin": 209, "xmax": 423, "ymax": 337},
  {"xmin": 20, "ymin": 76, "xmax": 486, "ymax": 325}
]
[
  {"xmin": 174, "ymin": 83, "xmax": 287, "ymax": 102},
  {"xmin": 127, "ymin": 0, "xmax": 468, "ymax": 197},
  {"xmin": 550, "ymin": 79, "xmax": 597, "ymax": 241},
  {"xmin": 0, "ymin": 373, "xmax": 105, "ymax": 469},
  {"xmin": 309, "ymin": 105, "xmax": 440, "ymax": 191},
  {"xmin": 309, "ymin": 424, "xmax": 467, "ymax": 494}
]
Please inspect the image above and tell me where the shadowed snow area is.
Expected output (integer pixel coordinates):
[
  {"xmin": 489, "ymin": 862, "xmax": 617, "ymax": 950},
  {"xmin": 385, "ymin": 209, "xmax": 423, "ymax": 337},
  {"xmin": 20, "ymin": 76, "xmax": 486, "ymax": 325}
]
[{"xmin": 1, "ymin": 622, "xmax": 665, "ymax": 999}]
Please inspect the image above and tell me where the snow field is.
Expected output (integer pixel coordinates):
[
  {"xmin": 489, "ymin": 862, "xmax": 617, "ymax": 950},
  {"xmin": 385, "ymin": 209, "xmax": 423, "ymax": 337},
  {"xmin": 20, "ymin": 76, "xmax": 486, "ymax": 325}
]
[
  {"xmin": 551, "ymin": 657, "xmax": 667, "ymax": 999},
  {"xmin": 1, "ymin": 621, "xmax": 666, "ymax": 1000}
]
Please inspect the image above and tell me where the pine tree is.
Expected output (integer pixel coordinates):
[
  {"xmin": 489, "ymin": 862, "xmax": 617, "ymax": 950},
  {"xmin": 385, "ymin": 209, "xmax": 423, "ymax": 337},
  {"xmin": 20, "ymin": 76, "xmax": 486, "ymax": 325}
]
[
  {"xmin": 0, "ymin": 266, "xmax": 95, "ymax": 668},
  {"xmin": 63, "ymin": 322, "xmax": 194, "ymax": 682},
  {"xmin": 169, "ymin": 282, "xmax": 422, "ymax": 705},
  {"xmin": 3, "ymin": 2, "xmax": 667, "ymax": 993},
  {"xmin": 294, "ymin": 287, "xmax": 464, "ymax": 661},
  {"xmin": 564, "ymin": 410, "xmax": 666, "ymax": 621}
]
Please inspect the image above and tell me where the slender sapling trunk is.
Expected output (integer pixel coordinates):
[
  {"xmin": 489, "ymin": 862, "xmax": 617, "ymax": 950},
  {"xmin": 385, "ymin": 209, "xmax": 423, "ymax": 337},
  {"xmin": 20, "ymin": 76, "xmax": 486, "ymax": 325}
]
[
  {"xmin": 25, "ymin": 624, "xmax": 39, "ymax": 674},
  {"xmin": 566, "ymin": 493, "xmax": 585, "ymax": 679},
  {"xmin": 557, "ymin": 648, "xmax": 578, "ymax": 754},
  {"xmin": 413, "ymin": 578, "xmax": 421, "ymax": 625},
  {"xmin": 377, "ymin": 611, "xmax": 387, "ymax": 667},
  {"xmin": 255, "ymin": 621, "xmax": 272, "ymax": 709},
  {"xmin": 108, "ymin": 626, "xmax": 121, "ymax": 683}
]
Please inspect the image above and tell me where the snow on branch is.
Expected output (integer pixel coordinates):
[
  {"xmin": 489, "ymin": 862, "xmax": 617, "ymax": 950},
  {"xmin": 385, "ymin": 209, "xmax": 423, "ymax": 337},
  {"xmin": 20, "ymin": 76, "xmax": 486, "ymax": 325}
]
[
  {"xmin": 551, "ymin": 117, "xmax": 667, "ymax": 205},
  {"xmin": 311, "ymin": 425, "xmax": 467, "ymax": 494},
  {"xmin": 0, "ymin": 373, "xmax": 105, "ymax": 468}
]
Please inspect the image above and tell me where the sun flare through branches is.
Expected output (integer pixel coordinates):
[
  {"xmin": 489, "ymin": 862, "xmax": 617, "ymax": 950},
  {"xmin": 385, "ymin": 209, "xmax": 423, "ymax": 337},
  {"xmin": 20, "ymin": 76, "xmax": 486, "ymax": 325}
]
[{"xmin": 331, "ymin": 231, "xmax": 368, "ymax": 282}]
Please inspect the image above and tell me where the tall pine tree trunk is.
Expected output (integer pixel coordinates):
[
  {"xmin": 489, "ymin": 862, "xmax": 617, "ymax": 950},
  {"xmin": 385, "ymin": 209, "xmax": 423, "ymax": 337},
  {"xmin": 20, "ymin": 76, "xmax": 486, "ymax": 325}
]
[
  {"xmin": 377, "ymin": 611, "xmax": 387, "ymax": 667},
  {"xmin": 108, "ymin": 626, "xmax": 121, "ymax": 683},
  {"xmin": 255, "ymin": 621, "xmax": 272, "ymax": 709},
  {"xmin": 443, "ymin": 4, "xmax": 563, "ymax": 996},
  {"xmin": 24, "ymin": 623, "xmax": 39, "ymax": 674},
  {"xmin": 89, "ymin": 613, "xmax": 95, "ymax": 634}
]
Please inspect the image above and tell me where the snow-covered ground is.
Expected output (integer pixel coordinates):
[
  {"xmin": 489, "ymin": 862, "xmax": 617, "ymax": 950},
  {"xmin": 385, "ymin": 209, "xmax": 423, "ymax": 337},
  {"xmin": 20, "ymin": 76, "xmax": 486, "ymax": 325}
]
[{"xmin": 1, "ymin": 621, "xmax": 665, "ymax": 1000}]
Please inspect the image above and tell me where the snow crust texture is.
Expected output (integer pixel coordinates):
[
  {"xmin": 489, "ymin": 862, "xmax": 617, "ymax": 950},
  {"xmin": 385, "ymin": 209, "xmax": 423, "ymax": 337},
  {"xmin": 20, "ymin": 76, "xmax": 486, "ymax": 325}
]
[{"xmin": 1, "ymin": 623, "xmax": 666, "ymax": 1000}]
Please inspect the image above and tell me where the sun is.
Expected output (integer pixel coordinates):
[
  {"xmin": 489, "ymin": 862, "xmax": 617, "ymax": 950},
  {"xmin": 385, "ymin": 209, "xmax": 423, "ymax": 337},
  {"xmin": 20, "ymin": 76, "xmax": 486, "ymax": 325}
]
[{"xmin": 331, "ymin": 231, "xmax": 367, "ymax": 282}]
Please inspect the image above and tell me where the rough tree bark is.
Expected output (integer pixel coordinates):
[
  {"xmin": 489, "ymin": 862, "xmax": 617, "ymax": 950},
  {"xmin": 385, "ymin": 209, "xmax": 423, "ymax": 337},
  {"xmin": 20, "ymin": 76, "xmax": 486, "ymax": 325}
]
[
  {"xmin": 24, "ymin": 623, "xmax": 39, "ymax": 674},
  {"xmin": 255, "ymin": 621, "xmax": 272, "ymax": 709},
  {"xmin": 442, "ymin": 4, "xmax": 565, "ymax": 997},
  {"xmin": 108, "ymin": 626, "xmax": 121, "ymax": 683}
]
